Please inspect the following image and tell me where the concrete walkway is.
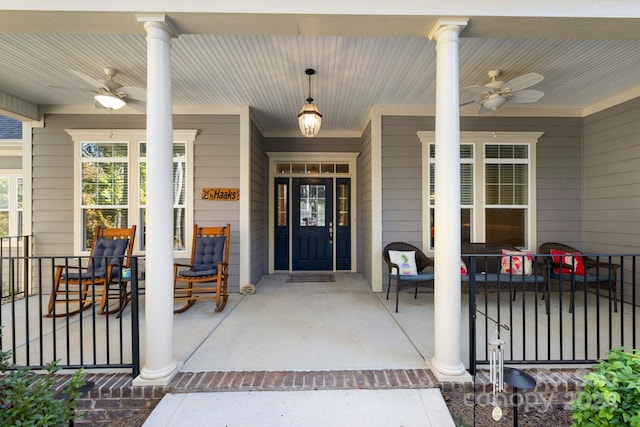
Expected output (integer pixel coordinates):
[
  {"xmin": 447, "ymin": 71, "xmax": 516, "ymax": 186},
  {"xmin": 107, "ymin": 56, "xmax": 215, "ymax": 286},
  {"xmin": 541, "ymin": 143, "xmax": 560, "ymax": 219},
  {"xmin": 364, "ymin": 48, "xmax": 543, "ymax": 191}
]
[{"xmin": 144, "ymin": 388, "xmax": 454, "ymax": 426}]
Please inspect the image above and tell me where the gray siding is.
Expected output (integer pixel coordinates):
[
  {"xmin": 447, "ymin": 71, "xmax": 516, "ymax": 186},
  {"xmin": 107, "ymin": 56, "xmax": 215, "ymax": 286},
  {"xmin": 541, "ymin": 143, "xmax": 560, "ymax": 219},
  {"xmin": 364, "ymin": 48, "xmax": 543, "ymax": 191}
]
[
  {"xmin": 191, "ymin": 115, "xmax": 241, "ymax": 290},
  {"xmin": 380, "ymin": 115, "xmax": 583, "ymax": 251},
  {"xmin": 583, "ymin": 97, "xmax": 640, "ymax": 253},
  {"xmin": 357, "ymin": 122, "xmax": 372, "ymax": 283},
  {"xmin": 382, "ymin": 116, "xmax": 432, "ymax": 248},
  {"xmin": 250, "ymin": 119, "xmax": 268, "ymax": 284},
  {"xmin": 32, "ymin": 113, "xmax": 242, "ymax": 290}
]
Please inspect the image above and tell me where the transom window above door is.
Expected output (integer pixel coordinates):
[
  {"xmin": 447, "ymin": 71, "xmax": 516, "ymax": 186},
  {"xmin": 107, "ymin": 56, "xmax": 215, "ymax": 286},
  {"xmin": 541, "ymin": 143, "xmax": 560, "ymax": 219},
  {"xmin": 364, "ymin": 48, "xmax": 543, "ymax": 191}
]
[{"xmin": 276, "ymin": 162, "xmax": 349, "ymax": 174}]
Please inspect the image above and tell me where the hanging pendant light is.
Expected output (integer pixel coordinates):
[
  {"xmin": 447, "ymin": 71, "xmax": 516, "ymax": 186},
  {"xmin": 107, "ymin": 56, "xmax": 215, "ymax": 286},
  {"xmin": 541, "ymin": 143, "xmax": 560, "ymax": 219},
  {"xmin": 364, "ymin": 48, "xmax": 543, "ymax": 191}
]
[{"xmin": 298, "ymin": 68, "xmax": 322, "ymax": 138}]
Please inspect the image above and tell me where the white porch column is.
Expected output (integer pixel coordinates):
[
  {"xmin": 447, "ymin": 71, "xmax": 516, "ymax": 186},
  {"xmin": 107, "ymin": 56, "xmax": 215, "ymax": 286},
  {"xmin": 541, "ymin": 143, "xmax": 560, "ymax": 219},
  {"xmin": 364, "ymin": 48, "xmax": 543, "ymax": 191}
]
[
  {"xmin": 134, "ymin": 15, "xmax": 179, "ymax": 386},
  {"xmin": 427, "ymin": 18, "xmax": 471, "ymax": 382}
]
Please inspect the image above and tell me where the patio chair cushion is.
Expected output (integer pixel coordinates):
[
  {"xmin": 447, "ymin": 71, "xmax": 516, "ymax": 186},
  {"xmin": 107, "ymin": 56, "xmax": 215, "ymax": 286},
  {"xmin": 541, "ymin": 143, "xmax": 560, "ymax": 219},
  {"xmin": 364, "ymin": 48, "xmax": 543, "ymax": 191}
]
[
  {"xmin": 550, "ymin": 249, "xmax": 586, "ymax": 275},
  {"xmin": 388, "ymin": 250, "xmax": 418, "ymax": 276},
  {"xmin": 461, "ymin": 273, "xmax": 499, "ymax": 282},
  {"xmin": 191, "ymin": 235, "xmax": 226, "ymax": 272},
  {"xmin": 390, "ymin": 271, "xmax": 434, "ymax": 282},
  {"xmin": 500, "ymin": 249, "xmax": 533, "ymax": 276}
]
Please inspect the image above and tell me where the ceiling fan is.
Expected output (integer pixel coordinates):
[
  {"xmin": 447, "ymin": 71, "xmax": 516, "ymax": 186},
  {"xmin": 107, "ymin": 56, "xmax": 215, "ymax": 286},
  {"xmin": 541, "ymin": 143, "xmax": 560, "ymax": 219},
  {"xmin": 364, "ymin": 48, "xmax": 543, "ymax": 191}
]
[
  {"xmin": 461, "ymin": 69, "xmax": 544, "ymax": 114},
  {"xmin": 49, "ymin": 67, "xmax": 146, "ymax": 111}
]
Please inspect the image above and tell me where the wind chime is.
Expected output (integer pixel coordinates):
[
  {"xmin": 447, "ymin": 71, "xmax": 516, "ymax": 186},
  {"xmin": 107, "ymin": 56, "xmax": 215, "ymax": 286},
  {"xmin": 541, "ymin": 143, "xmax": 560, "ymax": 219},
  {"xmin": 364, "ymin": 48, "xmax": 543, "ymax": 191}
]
[
  {"xmin": 477, "ymin": 309, "xmax": 509, "ymax": 421},
  {"xmin": 488, "ymin": 321, "xmax": 506, "ymax": 421}
]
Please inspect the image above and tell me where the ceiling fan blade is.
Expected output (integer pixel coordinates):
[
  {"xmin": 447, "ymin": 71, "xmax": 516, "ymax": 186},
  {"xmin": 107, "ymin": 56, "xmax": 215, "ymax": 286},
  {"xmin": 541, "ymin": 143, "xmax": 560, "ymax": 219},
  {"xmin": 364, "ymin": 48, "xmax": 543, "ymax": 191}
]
[
  {"xmin": 70, "ymin": 69, "xmax": 109, "ymax": 91},
  {"xmin": 118, "ymin": 86, "xmax": 147, "ymax": 101},
  {"xmin": 47, "ymin": 84, "xmax": 98, "ymax": 95},
  {"xmin": 125, "ymin": 99, "xmax": 146, "ymax": 112},
  {"xmin": 508, "ymin": 89, "xmax": 544, "ymax": 103},
  {"xmin": 459, "ymin": 100, "xmax": 476, "ymax": 107},
  {"xmin": 503, "ymin": 73, "xmax": 544, "ymax": 92},
  {"xmin": 463, "ymin": 85, "xmax": 491, "ymax": 95}
]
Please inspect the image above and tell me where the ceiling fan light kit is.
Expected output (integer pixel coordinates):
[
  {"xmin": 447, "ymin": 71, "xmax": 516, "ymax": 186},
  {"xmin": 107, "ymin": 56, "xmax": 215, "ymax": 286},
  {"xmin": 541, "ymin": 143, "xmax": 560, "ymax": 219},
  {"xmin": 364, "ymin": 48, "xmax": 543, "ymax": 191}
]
[
  {"xmin": 481, "ymin": 94, "xmax": 508, "ymax": 111},
  {"xmin": 463, "ymin": 69, "xmax": 544, "ymax": 114},
  {"xmin": 49, "ymin": 67, "xmax": 146, "ymax": 112},
  {"xmin": 298, "ymin": 68, "xmax": 322, "ymax": 138},
  {"xmin": 94, "ymin": 93, "xmax": 126, "ymax": 109}
]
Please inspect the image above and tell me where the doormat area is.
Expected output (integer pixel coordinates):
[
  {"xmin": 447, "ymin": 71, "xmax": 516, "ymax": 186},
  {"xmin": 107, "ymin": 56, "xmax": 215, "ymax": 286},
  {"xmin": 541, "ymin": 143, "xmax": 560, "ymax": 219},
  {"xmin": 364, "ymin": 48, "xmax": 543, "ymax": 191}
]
[{"xmin": 286, "ymin": 274, "xmax": 336, "ymax": 283}]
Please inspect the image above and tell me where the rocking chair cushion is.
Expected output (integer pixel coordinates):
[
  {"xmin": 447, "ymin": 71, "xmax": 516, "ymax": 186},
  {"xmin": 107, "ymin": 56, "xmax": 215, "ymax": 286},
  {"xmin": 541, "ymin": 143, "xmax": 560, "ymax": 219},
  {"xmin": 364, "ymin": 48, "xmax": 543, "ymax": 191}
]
[
  {"xmin": 179, "ymin": 268, "xmax": 218, "ymax": 278},
  {"xmin": 62, "ymin": 238, "xmax": 128, "ymax": 280},
  {"xmin": 64, "ymin": 271, "xmax": 107, "ymax": 280},
  {"xmin": 93, "ymin": 237, "xmax": 128, "ymax": 272},
  {"xmin": 192, "ymin": 236, "xmax": 226, "ymax": 272}
]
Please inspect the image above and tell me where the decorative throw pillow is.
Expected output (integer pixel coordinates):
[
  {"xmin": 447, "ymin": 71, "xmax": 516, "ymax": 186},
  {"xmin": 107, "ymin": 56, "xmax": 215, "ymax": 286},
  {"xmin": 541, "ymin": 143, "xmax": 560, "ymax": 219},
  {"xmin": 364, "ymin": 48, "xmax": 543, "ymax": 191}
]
[
  {"xmin": 550, "ymin": 249, "xmax": 586, "ymax": 275},
  {"xmin": 500, "ymin": 249, "xmax": 533, "ymax": 276},
  {"xmin": 460, "ymin": 259, "xmax": 468, "ymax": 275},
  {"xmin": 388, "ymin": 250, "xmax": 418, "ymax": 276}
]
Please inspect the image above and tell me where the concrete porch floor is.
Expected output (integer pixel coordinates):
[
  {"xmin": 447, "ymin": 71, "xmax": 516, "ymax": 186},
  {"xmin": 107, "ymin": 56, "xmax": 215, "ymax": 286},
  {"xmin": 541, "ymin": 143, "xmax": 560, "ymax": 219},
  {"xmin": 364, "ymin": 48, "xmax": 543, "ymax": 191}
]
[{"xmin": 145, "ymin": 273, "xmax": 454, "ymax": 426}]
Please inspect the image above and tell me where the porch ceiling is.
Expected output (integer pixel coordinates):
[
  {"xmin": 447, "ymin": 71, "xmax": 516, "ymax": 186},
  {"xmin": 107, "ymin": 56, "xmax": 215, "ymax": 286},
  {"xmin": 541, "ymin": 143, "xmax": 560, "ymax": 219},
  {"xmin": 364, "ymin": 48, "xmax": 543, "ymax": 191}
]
[{"xmin": 1, "ymin": 11, "xmax": 640, "ymax": 135}]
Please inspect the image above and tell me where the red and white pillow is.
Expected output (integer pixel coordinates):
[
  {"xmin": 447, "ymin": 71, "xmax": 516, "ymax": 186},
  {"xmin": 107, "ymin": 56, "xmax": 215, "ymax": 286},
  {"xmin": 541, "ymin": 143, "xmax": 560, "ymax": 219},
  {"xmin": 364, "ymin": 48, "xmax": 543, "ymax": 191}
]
[
  {"xmin": 460, "ymin": 259, "xmax": 468, "ymax": 275},
  {"xmin": 500, "ymin": 249, "xmax": 533, "ymax": 275},
  {"xmin": 550, "ymin": 249, "xmax": 586, "ymax": 275}
]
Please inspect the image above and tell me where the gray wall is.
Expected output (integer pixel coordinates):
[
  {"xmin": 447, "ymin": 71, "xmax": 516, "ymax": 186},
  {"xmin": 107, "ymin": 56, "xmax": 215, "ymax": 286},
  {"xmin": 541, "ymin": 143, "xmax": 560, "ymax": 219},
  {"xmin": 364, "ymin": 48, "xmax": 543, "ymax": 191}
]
[
  {"xmin": 250, "ymin": 119, "xmax": 269, "ymax": 284},
  {"xmin": 382, "ymin": 116, "xmax": 433, "ymax": 248},
  {"xmin": 380, "ymin": 115, "xmax": 584, "ymax": 252},
  {"xmin": 32, "ymin": 113, "xmax": 242, "ymax": 289},
  {"xmin": 357, "ymin": 122, "xmax": 372, "ymax": 282},
  {"xmin": 583, "ymin": 97, "xmax": 640, "ymax": 304},
  {"xmin": 583, "ymin": 97, "xmax": 640, "ymax": 253}
]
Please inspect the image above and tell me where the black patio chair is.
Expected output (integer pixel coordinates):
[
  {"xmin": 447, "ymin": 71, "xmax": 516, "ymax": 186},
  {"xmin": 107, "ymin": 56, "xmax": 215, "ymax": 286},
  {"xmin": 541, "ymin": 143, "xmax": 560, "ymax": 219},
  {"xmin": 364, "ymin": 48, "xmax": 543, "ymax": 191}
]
[{"xmin": 382, "ymin": 242, "xmax": 435, "ymax": 313}]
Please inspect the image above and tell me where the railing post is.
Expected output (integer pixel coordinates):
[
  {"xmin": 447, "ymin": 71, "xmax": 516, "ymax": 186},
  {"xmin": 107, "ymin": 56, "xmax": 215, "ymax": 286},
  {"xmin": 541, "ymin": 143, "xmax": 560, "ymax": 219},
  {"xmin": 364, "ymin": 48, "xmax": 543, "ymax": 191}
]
[
  {"xmin": 130, "ymin": 256, "xmax": 140, "ymax": 378},
  {"xmin": 468, "ymin": 256, "xmax": 477, "ymax": 376}
]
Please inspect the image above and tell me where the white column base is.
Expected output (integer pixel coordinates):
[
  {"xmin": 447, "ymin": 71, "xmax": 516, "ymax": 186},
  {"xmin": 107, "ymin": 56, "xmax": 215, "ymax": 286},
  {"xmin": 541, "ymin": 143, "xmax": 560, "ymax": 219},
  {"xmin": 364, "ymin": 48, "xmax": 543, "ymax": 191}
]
[
  {"xmin": 427, "ymin": 357, "xmax": 472, "ymax": 383},
  {"xmin": 132, "ymin": 361, "xmax": 182, "ymax": 387}
]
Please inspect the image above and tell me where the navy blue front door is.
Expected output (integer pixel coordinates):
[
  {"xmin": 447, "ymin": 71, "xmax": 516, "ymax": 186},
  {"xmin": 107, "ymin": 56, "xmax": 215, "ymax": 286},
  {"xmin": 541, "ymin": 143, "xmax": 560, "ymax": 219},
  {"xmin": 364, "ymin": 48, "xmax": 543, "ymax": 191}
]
[{"xmin": 292, "ymin": 178, "xmax": 333, "ymax": 270}]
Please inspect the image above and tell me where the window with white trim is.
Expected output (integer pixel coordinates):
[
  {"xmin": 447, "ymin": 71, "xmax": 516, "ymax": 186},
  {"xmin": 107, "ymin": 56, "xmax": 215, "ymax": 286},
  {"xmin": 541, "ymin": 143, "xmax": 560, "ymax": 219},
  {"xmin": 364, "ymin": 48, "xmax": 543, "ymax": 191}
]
[
  {"xmin": 0, "ymin": 175, "xmax": 23, "ymax": 237},
  {"xmin": 420, "ymin": 131, "xmax": 541, "ymax": 251},
  {"xmin": 69, "ymin": 130, "xmax": 196, "ymax": 254}
]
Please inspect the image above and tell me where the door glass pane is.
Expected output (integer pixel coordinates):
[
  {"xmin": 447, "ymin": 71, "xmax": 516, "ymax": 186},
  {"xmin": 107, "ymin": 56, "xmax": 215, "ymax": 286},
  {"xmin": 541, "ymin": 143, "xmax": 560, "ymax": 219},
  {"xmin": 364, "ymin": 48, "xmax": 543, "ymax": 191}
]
[
  {"xmin": 277, "ymin": 183, "xmax": 287, "ymax": 227},
  {"xmin": 485, "ymin": 208, "xmax": 525, "ymax": 247},
  {"xmin": 299, "ymin": 184, "xmax": 325, "ymax": 227},
  {"xmin": 338, "ymin": 184, "xmax": 349, "ymax": 226}
]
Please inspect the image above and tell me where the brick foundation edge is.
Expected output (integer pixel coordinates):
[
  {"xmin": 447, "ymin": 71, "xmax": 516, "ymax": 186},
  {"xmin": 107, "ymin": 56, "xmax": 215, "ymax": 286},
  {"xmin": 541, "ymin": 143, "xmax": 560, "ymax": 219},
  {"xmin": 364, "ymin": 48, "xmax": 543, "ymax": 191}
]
[{"xmin": 51, "ymin": 367, "xmax": 586, "ymax": 425}]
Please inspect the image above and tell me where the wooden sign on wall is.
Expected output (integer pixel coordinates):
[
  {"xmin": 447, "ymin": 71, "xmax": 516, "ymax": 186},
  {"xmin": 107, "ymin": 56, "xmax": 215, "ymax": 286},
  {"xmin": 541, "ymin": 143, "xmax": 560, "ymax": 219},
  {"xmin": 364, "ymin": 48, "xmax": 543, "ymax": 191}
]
[{"xmin": 201, "ymin": 188, "xmax": 239, "ymax": 201}]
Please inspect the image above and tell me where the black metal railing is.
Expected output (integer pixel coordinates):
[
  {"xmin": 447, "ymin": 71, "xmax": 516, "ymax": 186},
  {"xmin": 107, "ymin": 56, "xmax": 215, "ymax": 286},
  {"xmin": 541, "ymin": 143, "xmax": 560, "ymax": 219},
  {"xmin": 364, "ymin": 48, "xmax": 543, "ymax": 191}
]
[
  {"xmin": 468, "ymin": 253, "xmax": 639, "ymax": 374},
  {"xmin": 0, "ymin": 252, "xmax": 141, "ymax": 378},
  {"xmin": 0, "ymin": 235, "xmax": 31, "ymax": 301}
]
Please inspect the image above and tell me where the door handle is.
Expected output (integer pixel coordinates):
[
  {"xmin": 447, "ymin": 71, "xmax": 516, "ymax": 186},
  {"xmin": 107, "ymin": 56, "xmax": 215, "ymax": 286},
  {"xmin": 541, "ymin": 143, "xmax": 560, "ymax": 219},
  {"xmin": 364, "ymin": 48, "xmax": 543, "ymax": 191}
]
[{"xmin": 329, "ymin": 221, "xmax": 333, "ymax": 244}]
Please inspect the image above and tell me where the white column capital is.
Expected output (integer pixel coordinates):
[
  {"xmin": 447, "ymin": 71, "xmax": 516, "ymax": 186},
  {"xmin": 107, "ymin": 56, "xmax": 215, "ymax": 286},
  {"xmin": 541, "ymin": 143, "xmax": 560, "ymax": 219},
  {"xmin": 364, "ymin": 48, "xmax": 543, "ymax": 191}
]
[
  {"xmin": 427, "ymin": 18, "xmax": 468, "ymax": 41},
  {"xmin": 136, "ymin": 14, "xmax": 179, "ymax": 38}
]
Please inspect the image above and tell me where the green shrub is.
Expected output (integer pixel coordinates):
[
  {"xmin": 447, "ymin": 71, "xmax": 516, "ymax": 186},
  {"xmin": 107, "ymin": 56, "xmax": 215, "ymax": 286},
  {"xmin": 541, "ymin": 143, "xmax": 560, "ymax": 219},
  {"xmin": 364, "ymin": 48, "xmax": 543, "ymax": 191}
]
[
  {"xmin": 0, "ymin": 343, "xmax": 86, "ymax": 426},
  {"xmin": 572, "ymin": 347, "xmax": 640, "ymax": 426}
]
